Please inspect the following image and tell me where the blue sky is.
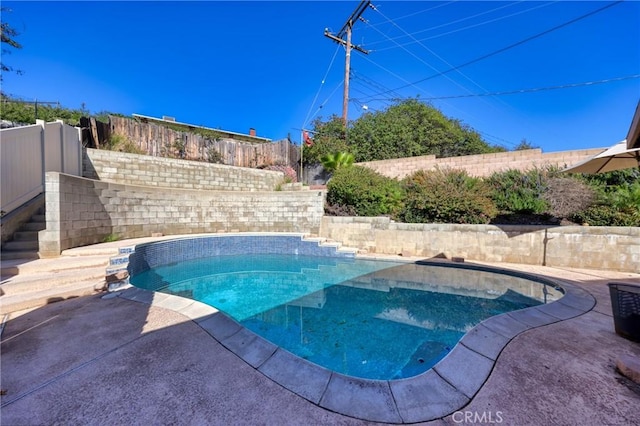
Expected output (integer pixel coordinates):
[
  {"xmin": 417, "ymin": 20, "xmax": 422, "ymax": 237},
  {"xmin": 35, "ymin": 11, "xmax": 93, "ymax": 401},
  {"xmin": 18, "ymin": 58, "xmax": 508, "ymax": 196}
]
[{"xmin": 2, "ymin": 1, "xmax": 639, "ymax": 152}]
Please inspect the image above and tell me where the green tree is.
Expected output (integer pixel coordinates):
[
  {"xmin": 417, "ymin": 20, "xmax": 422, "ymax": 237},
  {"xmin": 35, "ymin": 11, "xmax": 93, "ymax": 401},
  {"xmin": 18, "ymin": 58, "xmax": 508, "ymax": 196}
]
[
  {"xmin": 1, "ymin": 7, "xmax": 22, "ymax": 81},
  {"xmin": 307, "ymin": 99, "xmax": 503, "ymax": 164},
  {"xmin": 349, "ymin": 99, "xmax": 504, "ymax": 161},
  {"xmin": 320, "ymin": 151, "xmax": 354, "ymax": 172},
  {"xmin": 513, "ymin": 139, "xmax": 539, "ymax": 151},
  {"xmin": 302, "ymin": 115, "xmax": 348, "ymax": 165}
]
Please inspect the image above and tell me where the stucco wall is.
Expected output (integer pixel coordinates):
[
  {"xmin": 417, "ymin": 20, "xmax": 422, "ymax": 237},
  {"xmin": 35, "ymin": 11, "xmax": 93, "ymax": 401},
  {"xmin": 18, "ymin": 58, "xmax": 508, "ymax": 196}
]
[
  {"xmin": 319, "ymin": 217, "xmax": 639, "ymax": 273},
  {"xmin": 39, "ymin": 172, "xmax": 325, "ymax": 256},
  {"xmin": 83, "ymin": 148, "xmax": 284, "ymax": 191},
  {"xmin": 357, "ymin": 148, "xmax": 605, "ymax": 179}
]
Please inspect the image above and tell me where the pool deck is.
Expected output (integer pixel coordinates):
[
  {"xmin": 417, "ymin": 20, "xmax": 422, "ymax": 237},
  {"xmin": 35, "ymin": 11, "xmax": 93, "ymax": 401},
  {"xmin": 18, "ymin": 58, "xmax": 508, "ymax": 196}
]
[{"xmin": 1, "ymin": 238, "xmax": 640, "ymax": 425}]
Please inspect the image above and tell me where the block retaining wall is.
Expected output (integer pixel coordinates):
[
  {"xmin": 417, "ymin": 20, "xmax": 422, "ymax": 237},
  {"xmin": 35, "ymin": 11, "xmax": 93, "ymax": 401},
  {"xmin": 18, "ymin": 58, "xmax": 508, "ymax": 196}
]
[
  {"xmin": 357, "ymin": 148, "xmax": 605, "ymax": 179},
  {"xmin": 39, "ymin": 172, "xmax": 325, "ymax": 256},
  {"xmin": 319, "ymin": 216, "xmax": 639, "ymax": 273},
  {"xmin": 83, "ymin": 148, "xmax": 283, "ymax": 191}
]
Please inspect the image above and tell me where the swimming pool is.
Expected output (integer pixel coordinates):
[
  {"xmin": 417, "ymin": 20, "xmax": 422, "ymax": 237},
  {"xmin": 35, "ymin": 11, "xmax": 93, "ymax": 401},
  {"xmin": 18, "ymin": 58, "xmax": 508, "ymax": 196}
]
[
  {"xmin": 130, "ymin": 253, "xmax": 552, "ymax": 380},
  {"xmin": 123, "ymin": 233, "xmax": 593, "ymax": 423}
]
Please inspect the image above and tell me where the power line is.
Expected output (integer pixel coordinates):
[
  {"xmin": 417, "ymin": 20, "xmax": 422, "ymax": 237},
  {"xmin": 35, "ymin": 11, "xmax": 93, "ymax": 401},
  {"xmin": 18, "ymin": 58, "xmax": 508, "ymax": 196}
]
[
  {"xmin": 358, "ymin": 53, "xmax": 435, "ymax": 98},
  {"xmin": 365, "ymin": 1, "xmax": 455, "ymax": 30},
  {"xmin": 366, "ymin": 1, "xmax": 624, "ymax": 99},
  {"xmin": 363, "ymin": 74, "xmax": 640, "ymax": 102},
  {"xmin": 373, "ymin": 1, "xmax": 556, "ymax": 51},
  {"xmin": 367, "ymin": 3, "xmax": 497, "ymax": 102},
  {"xmin": 368, "ymin": 0, "xmax": 526, "ymax": 49},
  {"xmin": 302, "ymin": 45, "xmax": 342, "ymax": 129},
  {"xmin": 304, "ymin": 79, "xmax": 345, "ymax": 126},
  {"xmin": 351, "ymin": 70, "xmax": 403, "ymax": 100}
]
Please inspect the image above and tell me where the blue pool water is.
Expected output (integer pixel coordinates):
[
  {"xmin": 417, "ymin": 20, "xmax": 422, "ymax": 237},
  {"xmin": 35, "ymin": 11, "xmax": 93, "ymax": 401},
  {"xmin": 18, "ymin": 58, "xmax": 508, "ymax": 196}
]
[{"xmin": 130, "ymin": 254, "xmax": 544, "ymax": 380}]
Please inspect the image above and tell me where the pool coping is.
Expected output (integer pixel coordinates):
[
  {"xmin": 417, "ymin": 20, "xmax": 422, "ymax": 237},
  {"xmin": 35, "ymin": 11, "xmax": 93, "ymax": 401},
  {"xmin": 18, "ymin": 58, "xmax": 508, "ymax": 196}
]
[{"xmin": 117, "ymin": 251, "xmax": 596, "ymax": 424}]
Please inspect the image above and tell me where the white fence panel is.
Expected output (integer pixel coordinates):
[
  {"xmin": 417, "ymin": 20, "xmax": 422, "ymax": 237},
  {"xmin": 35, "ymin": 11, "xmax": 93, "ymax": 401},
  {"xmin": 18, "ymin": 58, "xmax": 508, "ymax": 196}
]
[
  {"xmin": 44, "ymin": 122, "xmax": 63, "ymax": 173},
  {"xmin": 1, "ymin": 121, "xmax": 82, "ymax": 216},
  {"xmin": 63, "ymin": 124, "xmax": 81, "ymax": 175},
  {"xmin": 0, "ymin": 125, "xmax": 44, "ymax": 214}
]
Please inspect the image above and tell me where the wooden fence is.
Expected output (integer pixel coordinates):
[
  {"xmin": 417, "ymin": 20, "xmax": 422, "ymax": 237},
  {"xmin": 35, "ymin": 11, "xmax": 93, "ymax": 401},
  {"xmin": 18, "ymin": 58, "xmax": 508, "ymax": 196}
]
[{"xmin": 107, "ymin": 116, "xmax": 299, "ymax": 169}]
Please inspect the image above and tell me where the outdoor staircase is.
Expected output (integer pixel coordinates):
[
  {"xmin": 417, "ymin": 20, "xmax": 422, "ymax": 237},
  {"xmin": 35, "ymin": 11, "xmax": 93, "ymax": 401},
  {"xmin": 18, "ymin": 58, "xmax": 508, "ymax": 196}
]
[{"xmin": 1, "ymin": 209, "xmax": 46, "ymax": 260}]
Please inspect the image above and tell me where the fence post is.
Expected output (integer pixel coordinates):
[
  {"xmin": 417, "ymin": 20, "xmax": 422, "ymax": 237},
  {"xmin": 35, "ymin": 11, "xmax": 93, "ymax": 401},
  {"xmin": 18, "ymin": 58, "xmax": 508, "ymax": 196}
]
[
  {"xmin": 37, "ymin": 120, "xmax": 46, "ymax": 192},
  {"xmin": 57, "ymin": 120, "xmax": 65, "ymax": 173},
  {"xmin": 77, "ymin": 126, "xmax": 83, "ymax": 176}
]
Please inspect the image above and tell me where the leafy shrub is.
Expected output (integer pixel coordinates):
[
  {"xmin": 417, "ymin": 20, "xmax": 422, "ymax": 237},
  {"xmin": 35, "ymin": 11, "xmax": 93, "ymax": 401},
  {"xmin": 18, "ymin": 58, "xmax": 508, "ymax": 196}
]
[
  {"xmin": 324, "ymin": 203, "xmax": 357, "ymax": 216},
  {"xmin": 274, "ymin": 176, "xmax": 296, "ymax": 191},
  {"xmin": 399, "ymin": 169, "xmax": 497, "ymax": 224},
  {"xmin": 326, "ymin": 166, "xmax": 403, "ymax": 217},
  {"xmin": 264, "ymin": 164, "xmax": 298, "ymax": 182},
  {"xmin": 609, "ymin": 181, "xmax": 640, "ymax": 212},
  {"xmin": 106, "ymin": 133, "xmax": 145, "ymax": 155},
  {"xmin": 577, "ymin": 168, "xmax": 640, "ymax": 190},
  {"xmin": 569, "ymin": 178, "xmax": 640, "ymax": 226},
  {"xmin": 487, "ymin": 169, "xmax": 548, "ymax": 214},
  {"xmin": 205, "ymin": 144, "xmax": 224, "ymax": 164},
  {"xmin": 570, "ymin": 205, "xmax": 640, "ymax": 226}
]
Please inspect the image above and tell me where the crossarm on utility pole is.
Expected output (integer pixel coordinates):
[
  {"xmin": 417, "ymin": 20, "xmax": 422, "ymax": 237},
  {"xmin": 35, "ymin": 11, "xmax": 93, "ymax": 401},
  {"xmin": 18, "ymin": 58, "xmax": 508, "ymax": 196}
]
[{"xmin": 323, "ymin": 0, "xmax": 371, "ymax": 128}]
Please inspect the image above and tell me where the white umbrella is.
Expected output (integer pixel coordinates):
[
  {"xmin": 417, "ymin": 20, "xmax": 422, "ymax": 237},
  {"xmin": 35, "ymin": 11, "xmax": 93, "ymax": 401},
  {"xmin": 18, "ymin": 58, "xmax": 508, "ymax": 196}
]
[{"xmin": 563, "ymin": 140, "xmax": 640, "ymax": 174}]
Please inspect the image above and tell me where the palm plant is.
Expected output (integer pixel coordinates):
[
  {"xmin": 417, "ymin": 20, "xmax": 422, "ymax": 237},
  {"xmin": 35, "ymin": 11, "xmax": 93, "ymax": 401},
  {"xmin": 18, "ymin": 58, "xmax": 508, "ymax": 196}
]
[{"xmin": 321, "ymin": 151, "xmax": 355, "ymax": 172}]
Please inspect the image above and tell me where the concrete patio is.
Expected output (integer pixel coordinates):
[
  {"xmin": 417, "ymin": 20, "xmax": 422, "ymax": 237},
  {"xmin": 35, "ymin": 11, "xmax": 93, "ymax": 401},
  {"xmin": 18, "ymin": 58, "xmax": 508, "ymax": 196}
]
[{"xmin": 1, "ymin": 241, "xmax": 639, "ymax": 425}]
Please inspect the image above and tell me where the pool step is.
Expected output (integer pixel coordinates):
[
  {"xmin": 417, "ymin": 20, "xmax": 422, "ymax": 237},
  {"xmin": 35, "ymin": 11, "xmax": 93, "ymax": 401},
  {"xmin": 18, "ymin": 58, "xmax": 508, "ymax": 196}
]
[{"xmin": 302, "ymin": 236, "xmax": 358, "ymax": 256}]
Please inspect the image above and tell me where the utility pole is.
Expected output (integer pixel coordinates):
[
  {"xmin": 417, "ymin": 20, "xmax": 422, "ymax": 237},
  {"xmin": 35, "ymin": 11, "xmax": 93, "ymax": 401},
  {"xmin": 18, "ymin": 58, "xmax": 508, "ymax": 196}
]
[{"xmin": 324, "ymin": 0, "xmax": 370, "ymax": 128}]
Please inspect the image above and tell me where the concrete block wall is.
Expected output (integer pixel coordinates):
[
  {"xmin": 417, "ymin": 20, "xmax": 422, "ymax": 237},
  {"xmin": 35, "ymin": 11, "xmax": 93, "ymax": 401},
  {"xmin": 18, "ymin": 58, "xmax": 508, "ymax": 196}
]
[
  {"xmin": 319, "ymin": 217, "xmax": 639, "ymax": 273},
  {"xmin": 39, "ymin": 172, "xmax": 325, "ymax": 256},
  {"xmin": 357, "ymin": 148, "xmax": 605, "ymax": 179},
  {"xmin": 83, "ymin": 148, "xmax": 283, "ymax": 191}
]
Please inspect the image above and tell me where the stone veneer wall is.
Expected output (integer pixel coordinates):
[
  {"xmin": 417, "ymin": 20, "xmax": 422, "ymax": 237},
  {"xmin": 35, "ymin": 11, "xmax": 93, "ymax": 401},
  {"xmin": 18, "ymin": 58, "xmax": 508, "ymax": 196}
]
[
  {"xmin": 319, "ymin": 217, "xmax": 639, "ymax": 273},
  {"xmin": 39, "ymin": 172, "xmax": 325, "ymax": 256},
  {"xmin": 83, "ymin": 148, "xmax": 283, "ymax": 191},
  {"xmin": 357, "ymin": 148, "xmax": 605, "ymax": 179}
]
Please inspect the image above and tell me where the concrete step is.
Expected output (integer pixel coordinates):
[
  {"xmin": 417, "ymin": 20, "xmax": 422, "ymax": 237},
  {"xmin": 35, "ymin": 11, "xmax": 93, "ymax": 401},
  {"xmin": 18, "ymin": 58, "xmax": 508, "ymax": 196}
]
[
  {"xmin": 3, "ymin": 240, "xmax": 39, "ymax": 251},
  {"xmin": 0, "ymin": 251, "xmax": 40, "ymax": 261},
  {"xmin": 12, "ymin": 230, "xmax": 39, "ymax": 241},
  {"xmin": 0, "ymin": 279, "xmax": 105, "ymax": 315},
  {"xmin": 1, "ymin": 254, "xmax": 110, "ymax": 276},
  {"xmin": 1, "ymin": 267, "xmax": 106, "ymax": 296},
  {"xmin": 20, "ymin": 222, "xmax": 45, "ymax": 232}
]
